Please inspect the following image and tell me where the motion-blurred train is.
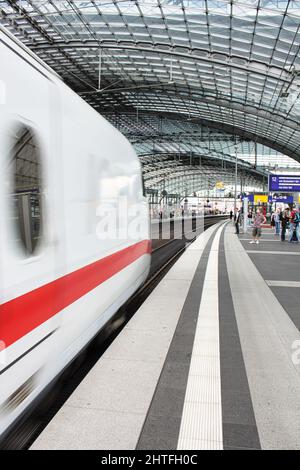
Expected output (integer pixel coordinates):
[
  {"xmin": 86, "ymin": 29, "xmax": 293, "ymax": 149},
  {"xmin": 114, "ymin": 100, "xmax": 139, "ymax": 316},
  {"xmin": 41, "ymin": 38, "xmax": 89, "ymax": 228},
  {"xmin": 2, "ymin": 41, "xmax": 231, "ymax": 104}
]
[{"xmin": 0, "ymin": 26, "xmax": 151, "ymax": 440}]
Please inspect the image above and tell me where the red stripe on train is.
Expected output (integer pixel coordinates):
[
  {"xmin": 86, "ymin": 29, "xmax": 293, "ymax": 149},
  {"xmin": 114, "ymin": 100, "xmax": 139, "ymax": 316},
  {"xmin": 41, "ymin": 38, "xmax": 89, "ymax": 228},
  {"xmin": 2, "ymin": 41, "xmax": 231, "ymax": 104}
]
[{"xmin": 0, "ymin": 240, "xmax": 151, "ymax": 350}]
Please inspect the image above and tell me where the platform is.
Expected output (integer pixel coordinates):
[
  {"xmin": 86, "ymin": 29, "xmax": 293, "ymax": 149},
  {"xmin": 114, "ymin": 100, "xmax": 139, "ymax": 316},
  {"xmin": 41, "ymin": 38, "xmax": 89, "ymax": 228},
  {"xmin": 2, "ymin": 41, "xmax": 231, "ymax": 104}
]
[
  {"xmin": 31, "ymin": 221, "xmax": 300, "ymax": 450},
  {"xmin": 239, "ymin": 228, "xmax": 300, "ymax": 331}
]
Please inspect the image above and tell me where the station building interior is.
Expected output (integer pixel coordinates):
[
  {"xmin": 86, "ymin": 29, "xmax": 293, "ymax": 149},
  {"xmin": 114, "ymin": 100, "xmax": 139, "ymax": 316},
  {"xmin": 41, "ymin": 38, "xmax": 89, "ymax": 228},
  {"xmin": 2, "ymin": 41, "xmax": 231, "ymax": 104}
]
[
  {"xmin": 1, "ymin": 0, "xmax": 300, "ymax": 452},
  {"xmin": 2, "ymin": 0, "xmax": 300, "ymax": 206}
]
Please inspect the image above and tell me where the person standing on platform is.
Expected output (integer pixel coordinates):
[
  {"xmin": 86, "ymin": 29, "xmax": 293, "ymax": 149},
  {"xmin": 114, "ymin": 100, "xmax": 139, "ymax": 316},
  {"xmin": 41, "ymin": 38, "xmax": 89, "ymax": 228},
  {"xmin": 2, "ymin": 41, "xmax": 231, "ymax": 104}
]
[
  {"xmin": 295, "ymin": 209, "xmax": 300, "ymax": 241},
  {"xmin": 250, "ymin": 209, "xmax": 266, "ymax": 244},
  {"xmin": 273, "ymin": 208, "xmax": 281, "ymax": 236},
  {"xmin": 230, "ymin": 210, "xmax": 233, "ymax": 221},
  {"xmin": 247, "ymin": 209, "xmax": 253, "ymax": 227},
  {"xmin": 289, "ymin": 208, "xmax": 300, "ymax": 243},
  {"xmin": 280, "ymin": 207, "xmax": 290, "ymax": 242},
  {"xmin": 235, "ymin": 208, "xmax": 241, "ymax": 234},
  {"xmin": 271, "ymin": 211, "xmax": 276, "ymax": 231}
]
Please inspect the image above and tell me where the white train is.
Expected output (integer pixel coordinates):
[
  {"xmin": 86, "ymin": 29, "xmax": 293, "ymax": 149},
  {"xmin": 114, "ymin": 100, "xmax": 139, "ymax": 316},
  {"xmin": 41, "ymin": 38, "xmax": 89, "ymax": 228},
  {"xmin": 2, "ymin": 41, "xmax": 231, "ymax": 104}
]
[{"xmin": 0, "ymin": 26, "xmax": 151, "ymax": 440}]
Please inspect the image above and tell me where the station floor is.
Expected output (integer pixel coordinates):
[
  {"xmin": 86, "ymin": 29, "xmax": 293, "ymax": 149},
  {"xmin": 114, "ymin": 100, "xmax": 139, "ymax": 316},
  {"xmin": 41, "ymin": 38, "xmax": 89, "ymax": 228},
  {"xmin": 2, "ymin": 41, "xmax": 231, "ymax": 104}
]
[{"xmin": 31, "ymin": 221, "xmax": 300, "ymax": 450}]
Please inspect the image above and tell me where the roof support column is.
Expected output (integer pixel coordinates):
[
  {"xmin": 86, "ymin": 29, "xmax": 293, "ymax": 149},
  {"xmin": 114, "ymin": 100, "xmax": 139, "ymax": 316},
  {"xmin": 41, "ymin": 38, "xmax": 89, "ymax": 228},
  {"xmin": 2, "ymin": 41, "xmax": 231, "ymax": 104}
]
[{"xmin": 234, "ymin": 143, "xmax": 238, "ymax": 212}]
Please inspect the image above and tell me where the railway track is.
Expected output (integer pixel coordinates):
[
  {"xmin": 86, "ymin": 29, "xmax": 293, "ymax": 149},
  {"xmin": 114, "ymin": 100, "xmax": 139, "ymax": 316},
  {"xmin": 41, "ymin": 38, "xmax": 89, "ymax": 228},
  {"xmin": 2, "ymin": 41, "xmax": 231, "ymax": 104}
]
[{"xmin": 0, "ymin": 215, "xmax": 227, "ymax": 450}]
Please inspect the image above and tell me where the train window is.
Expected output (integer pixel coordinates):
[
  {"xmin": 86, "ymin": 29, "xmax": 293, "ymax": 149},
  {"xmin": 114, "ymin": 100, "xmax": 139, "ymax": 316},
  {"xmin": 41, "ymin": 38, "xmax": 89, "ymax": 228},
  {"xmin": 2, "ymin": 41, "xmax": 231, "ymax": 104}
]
[{"xmin": 10, "ymin": 126, "xmax": 43, "ymax": 255}]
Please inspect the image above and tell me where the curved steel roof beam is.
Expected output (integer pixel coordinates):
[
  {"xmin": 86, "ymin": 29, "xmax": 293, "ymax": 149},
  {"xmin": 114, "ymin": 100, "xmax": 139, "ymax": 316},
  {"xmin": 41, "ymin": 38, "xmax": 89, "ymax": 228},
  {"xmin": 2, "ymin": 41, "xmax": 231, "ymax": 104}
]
[
  {"xmin": 126, "ymin": 111, "xmax": 299, "ymax": 161},
  {"xmin": 30, "ymin": 41, "xmax": 292, "ymax": 84}
]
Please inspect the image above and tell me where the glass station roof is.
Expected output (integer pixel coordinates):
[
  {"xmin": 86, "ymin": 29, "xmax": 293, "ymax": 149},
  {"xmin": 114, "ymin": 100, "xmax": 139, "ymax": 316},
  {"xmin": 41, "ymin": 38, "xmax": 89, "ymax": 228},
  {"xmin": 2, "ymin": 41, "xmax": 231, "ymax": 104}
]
[{"xmin": 1, "ymin": 0, "xmax": 300, "ymax": 193}]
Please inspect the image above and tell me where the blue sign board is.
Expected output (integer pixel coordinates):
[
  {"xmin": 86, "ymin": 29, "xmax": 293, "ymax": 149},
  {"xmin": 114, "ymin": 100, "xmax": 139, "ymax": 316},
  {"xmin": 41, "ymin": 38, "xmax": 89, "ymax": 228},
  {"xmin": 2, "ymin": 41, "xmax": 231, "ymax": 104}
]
[
  {"xmin": 242, "ymin": 193, "xmax": 294, "ymax": 204},
  {"xmin": 268, "ymin": 195, "xmax": 294, "ymax": 204},
  {"xmin": 269, "ymin": 174, "xmax": 300, "ymax": 192}
]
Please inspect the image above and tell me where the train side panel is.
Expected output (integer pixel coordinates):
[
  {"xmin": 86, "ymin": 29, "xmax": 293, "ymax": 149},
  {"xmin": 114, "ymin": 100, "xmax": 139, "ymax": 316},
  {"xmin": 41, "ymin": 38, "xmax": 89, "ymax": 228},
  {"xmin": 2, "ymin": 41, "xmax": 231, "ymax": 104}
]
[
  {"xmin": 0, "ymin": 29, "xmax": 150, "ymax": 439},
  {"xmin": 0, "ymin": 37, "xmax": 64, "ymax": 434},
  {"xmin": 52, "ymin": 83, "xmax": 151, "ymax": 363}
]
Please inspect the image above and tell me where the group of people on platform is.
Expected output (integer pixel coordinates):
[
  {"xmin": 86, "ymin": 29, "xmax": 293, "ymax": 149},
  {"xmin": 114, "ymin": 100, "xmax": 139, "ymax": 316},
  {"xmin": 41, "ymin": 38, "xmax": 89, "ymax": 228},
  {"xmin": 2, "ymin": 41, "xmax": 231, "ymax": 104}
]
[
  {"xmin": 229, "ymin": 206, "xmax": 300, "ymax": 244},
  {"xmin": 271, "ymin": 207, "xmax": 300, "ymax": 242}
]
